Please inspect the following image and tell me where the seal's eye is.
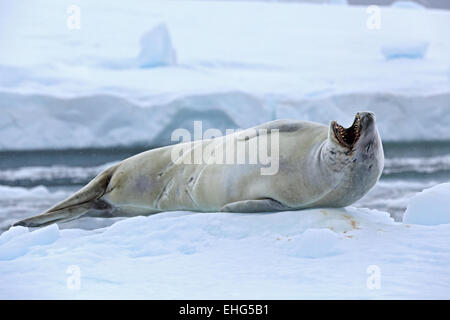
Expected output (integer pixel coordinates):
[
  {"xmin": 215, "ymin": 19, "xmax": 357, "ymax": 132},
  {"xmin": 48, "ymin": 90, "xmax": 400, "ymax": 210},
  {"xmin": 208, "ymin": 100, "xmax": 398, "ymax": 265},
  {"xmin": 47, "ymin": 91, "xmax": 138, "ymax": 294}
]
[{"xmin": 333, "ymin": 114, "xmax": 361, "ymax": 149}]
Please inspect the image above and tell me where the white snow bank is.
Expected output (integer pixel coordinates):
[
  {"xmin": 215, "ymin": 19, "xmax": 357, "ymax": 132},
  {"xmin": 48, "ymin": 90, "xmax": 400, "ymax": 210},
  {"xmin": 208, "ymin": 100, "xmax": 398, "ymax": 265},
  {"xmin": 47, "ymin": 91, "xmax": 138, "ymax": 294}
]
[
  {"xmin": 0, "ymin": 206, "xmax": 449, "ymax": 299},
  {"xmin": 1, "ymin": 90, "xmax": 450, "ymax": 150},
  {"xmin": 403, "ymin": 183, "xmax": 450, "ymax": 225},
  {"xmin": 137, "ymin": 23, "xmax": 177, "ymax": 68},
  {"xmin": 381, "ymin": 41, "xmax": 429, "ymax": 60},
  {"xmin": 0, "ymin": 224, "xmax": 59, "ymax": 260}
]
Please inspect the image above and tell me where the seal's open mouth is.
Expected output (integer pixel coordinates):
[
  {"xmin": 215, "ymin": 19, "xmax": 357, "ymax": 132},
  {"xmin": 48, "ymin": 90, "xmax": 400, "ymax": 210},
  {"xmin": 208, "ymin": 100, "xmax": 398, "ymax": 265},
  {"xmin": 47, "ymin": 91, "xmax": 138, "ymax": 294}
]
[{"xmin": 333, "ymin": 113, "xmax": 361, "ymax": 149}]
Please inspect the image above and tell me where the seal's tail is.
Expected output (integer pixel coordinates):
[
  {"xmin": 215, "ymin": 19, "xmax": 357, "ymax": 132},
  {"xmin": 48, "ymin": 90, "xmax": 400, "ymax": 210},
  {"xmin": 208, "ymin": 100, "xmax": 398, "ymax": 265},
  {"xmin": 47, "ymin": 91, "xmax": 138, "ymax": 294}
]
[{"xmin": 12, "ymin": 164, "xmax": 119, "ymax": 228}]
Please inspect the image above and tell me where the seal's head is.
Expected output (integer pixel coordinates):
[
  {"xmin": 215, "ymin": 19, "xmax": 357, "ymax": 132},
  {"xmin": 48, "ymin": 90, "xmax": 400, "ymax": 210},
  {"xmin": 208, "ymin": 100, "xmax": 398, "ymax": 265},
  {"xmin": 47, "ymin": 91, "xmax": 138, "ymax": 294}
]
[
  {"xmin": 323, "ymin": 111, "xmax": 384, "ymax": 206},
  {"xmin": 329, "ymin": 112, "xmax": 382, "ymax": 158}
]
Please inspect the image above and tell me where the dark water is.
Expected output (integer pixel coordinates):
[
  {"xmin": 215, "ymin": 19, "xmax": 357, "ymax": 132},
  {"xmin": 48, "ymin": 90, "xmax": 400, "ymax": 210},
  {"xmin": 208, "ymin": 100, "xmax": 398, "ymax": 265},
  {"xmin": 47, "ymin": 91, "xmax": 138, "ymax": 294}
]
[
  {"xmin": 0, "ymin": 141, "xmax": 449, "ymax": 231},
  {"xmin": 0, "ymin": 147, "xmax": 146, "ymax": 170}
]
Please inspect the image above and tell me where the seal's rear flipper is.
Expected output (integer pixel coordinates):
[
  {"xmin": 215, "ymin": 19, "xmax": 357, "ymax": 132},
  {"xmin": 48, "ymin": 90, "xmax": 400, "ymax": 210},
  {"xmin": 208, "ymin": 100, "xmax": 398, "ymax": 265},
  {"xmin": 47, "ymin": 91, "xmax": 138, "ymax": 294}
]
[
  {"xmin": 13, "ymin": 164, "xmax": 119, "ymax": 228},
  {"xmin": 13, "ymin": 202, "xmax": 95, "ymax": 228}
]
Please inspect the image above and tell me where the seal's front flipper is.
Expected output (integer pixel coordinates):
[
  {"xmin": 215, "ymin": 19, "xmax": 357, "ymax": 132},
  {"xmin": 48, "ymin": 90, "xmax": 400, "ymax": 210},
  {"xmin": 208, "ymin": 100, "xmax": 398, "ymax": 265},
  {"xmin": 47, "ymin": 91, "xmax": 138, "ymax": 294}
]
[
  {"xmin": 221, "ymin": 198, "xmax": 288, "ymax": 213},
  {"xmin": 13, "ymin": 164, "xmax": 119, "ymax": 228}
]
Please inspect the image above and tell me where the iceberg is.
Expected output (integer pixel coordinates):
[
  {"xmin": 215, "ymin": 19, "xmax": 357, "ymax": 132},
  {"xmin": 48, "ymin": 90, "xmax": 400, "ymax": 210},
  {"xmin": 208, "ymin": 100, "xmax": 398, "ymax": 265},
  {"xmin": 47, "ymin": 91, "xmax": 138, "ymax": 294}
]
[
  {"xmin": 381, "ymin": 40, "xmax": 429, "ymax": 60},
  {"xmin": 137, "ymin": 23, "xmax": 177, "ymax": 68},
  {"xmin": 403, "ymin": 183, "xmax": 450, "ymax": 225}
]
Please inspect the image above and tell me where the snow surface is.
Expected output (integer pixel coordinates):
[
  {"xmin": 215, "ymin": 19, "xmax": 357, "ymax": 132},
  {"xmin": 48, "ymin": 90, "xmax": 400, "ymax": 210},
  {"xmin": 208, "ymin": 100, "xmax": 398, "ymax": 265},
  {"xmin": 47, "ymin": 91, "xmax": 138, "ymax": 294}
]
[
  {"xmin": 0, "ymin": 203, "xmax": 449, "ymax": 299},
  {"xmin": 403, "ymin": 183, "xmax": 450, "ymax": 225},
  {"xmin": 0, "ymin": 0, "xmax": 450, "ymax": 149}
]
